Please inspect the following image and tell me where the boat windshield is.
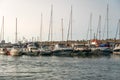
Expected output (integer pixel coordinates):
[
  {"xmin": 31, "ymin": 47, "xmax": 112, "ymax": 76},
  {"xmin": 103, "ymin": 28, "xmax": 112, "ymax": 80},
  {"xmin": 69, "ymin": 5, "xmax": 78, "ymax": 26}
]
[
  {"xmin": 13, "ymin": 46, "xmax": 20, "ymax": 48},
  {"xmin": 42, "ymin": 45, "xmax": 50, "ymax": 49}
]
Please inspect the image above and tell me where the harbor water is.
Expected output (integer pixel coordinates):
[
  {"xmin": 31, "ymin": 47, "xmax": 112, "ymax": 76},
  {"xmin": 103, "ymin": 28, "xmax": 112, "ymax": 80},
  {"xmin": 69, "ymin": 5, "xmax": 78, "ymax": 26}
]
[{"xmin": 0, "ymin": 55, "xmax": 120, "ymax": 80}]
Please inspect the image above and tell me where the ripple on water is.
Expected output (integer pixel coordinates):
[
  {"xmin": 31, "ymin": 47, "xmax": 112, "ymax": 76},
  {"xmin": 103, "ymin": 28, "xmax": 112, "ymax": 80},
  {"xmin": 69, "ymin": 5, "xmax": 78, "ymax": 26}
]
[{"xmin": 0, "ymin": 55, "xmax": 120, "ymax": 80}]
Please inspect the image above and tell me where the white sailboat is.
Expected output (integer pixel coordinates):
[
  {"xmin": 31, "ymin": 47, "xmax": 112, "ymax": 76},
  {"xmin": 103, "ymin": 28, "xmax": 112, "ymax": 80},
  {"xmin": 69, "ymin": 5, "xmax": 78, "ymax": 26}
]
[
  {"xmin": 39, "ymin": 5, "xmax": 53, "ymax": 56},
  {"xmin": 0, "ymin": 16, "xmax": 9, "ymax": 55},
  {"xmin": 10, "ymin": 45, "xmax": 22, "ymax": 56},
  {"xmin": 10, "ymin": 18, "xmax": 22, "ymax": 56},
  {"xmin": 53, "ymin": 6, "xmax": 74, "ymax": 56},
  {"xmin": 113, "ymin": 19, "xmax": 120, "ymax": 55},
  {"xmin": 53, "ymin": 43, "xmax": 73, "ymax": 56}
]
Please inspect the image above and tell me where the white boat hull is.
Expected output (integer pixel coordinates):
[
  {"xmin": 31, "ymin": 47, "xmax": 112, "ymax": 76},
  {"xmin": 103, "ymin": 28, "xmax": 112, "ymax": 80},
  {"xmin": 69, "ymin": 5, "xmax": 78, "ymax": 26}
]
[
  {"xmin": 0, "ymin": 51, "xmax": 7, "ymax": 55},
  {"xmin": 10, "ymin": 49, "xmax": 21, "ymax": 56}
]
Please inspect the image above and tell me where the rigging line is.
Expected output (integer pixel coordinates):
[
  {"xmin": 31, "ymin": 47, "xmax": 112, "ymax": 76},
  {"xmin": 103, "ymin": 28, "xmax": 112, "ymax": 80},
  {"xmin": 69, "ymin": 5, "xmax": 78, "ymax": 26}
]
[
  {"xmin": 86, "ymin": 23, "xmax": 89, "ymax": 41},
  {"xmin": 102, "ymin": 16, "xmax": 107, "ymax": 40},
  {"xmin": 67, "ymin": 7, "xmax": 72, "ymax": 41},
  {"xmin": 115, "ymin": 20, "xmax": 120, "ymax": 39},
  {"xmin": 96, "ymin": 15, "xmax": 101, "ymax": 40},
  {"xmin": 48, "ymin": 5, "xmax": 53, "ymax": 42},
  {"xmin": 96, "ymin": 17, "xmax": 99, "ymax": 39}
]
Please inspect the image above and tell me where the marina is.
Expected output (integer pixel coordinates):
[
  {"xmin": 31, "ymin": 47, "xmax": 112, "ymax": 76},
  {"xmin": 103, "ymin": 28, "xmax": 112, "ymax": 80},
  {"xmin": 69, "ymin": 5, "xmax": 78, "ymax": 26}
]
[
  {"xmin": 0, "ymin": 40, "xmax": 117, "ymax": 57},
  {"xmin": 0, "ymin": 0, "xmax": 120, "ymax": 80}
]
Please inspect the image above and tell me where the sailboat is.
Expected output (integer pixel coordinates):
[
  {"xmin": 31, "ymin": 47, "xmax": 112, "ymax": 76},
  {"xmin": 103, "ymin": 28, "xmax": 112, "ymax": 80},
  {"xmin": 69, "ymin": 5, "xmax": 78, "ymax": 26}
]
[
  {"xmin": 10, "ymin": 18, "xmax": 23, "ymax": 56},
  {"xmin": 39, "ymin": 10, "xmax": 53, "ymax": 56},
  {"xmin": 53, "ymin": 6, "xmax": 74, "ymax": 56},
  {"xmin": 0, "ymin": 16, "xmax": 9, "ymax": 55},
  {"xmin": 113, "ymin": 19, "xmax": 120, "ymax": 55}
]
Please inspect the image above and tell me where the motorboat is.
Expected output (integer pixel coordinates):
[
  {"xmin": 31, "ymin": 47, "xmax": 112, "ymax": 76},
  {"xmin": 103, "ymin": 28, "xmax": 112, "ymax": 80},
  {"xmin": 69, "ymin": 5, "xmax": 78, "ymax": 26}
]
[
  {"xmin": 113, "ymin": 43, "xmax": 120, "ymax": 55},
  {"xmin": 53, "ymin": 43, "xmax": 73, "ymax": 56},
  {"xmin": 73, "ymin": 44, "xmax": 91, "ymax": 52},
  {"xmin": 23, "ymin": 43, "xmax": 40, "ymax": 56},
  {"xmin": 10, "ymin": 46, "xmax": 22, "ymax": 56},
  {"xmin": 0, "ymin": 48, "xmax": 8, "ymax": 55},
  {"xmin": 39, "ymin": 45, "xmax": 53, "ymax": 56}
]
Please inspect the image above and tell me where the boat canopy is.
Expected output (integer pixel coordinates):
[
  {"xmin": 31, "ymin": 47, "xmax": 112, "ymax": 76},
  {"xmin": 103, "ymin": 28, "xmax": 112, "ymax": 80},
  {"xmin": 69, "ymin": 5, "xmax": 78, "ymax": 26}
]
[{"xmin": 99, "ymin": 44, "xmax": 109, "ymax": 47}]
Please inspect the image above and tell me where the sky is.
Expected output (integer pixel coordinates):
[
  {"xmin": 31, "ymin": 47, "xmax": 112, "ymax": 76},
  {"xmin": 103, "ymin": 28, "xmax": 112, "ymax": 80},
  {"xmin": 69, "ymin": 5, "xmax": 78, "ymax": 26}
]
[{"xmin": 0, "ymin": 0, "xmax": 120, "ymax": 43}]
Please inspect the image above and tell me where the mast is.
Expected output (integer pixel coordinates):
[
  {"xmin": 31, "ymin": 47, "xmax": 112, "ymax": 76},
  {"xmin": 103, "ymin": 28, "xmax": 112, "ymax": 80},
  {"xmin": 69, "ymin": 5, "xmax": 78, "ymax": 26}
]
[
  {"xmin": 15, "ymin": 18, "xmax": 18, "ymax": 43},
  {"xmin": 48, "ymin": 5, "xmax": 53, "ymax": 42},
  {"xmin": 61, "ymin": 18, "xmax": 64, "ymax": 41},
  {"xmin": 90, "ymin": 13, "xmax": 92, "ymax": 41},
  {"xmin": 67, "ymin": 17, "xmax": 71, "ymax": 41},
  {"xmin": 107, "ymin": 3, "xmax": 109, "ymax": 40},
  {"xmin": 3, "ymin": 16, "xmax": 4, "ymax": 40},
  {"xmin": 0, "ymin": 16, "xmax": 4, "ymax": 41},
  {"xmin": 119, "ymin": 19, "xmax": 120, "ymax": 39},
  {"xmin": 40, "ymin": 13, "xmax": 43, "ymax": 42},
  {"xmin": 115, "ymin": 19, "xmax": 120, "ymax": 40},
  {"xmin": 71, "ymin": 6, "xmax": 72, "ymax": 40},
  {"xmin": 67, "ymin": 6, "xmax": 73, "ymax": 41},
  {"xmin": 96, "ymin": 15, "xmax": 101, "ymax": 40},
  {"xmin": 51, "ymin": 5, "xmax": 53, "ymax": 42},
  {"xmin": 99, "ymin": 15, "xmax": 101, "ymax": 40}
]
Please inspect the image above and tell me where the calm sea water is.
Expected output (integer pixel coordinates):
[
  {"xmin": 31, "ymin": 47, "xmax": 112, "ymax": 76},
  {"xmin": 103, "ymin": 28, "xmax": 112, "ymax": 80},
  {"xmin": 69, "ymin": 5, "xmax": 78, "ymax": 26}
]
[{"xmin": 0, "ymin": 55, "xmax": 120, "ymax": 80}]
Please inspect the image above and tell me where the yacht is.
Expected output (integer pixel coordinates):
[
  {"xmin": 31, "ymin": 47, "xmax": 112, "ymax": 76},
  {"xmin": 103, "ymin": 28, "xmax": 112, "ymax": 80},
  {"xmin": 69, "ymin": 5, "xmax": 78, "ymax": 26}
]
[
  {"xmin": 24, "ymin": 43, "xmax": 40, "ymax": 56},
  {"xmin": 10, "ymin": 46, "xmax": 22, "ymax": 56},
  {"xmin": 53, "ymin": 43, "xmax": 73, "ymax": 56},
  {"xmin": 113, "ymin": 43, "xmax": 120, "ymax": 55},
  {"xmin": 0, "ymin": 47, "xmax": 8, "ymax": 55},
  {"xmin": 39, "ymin": 45, "xmax": 53, "ymax": 56}
]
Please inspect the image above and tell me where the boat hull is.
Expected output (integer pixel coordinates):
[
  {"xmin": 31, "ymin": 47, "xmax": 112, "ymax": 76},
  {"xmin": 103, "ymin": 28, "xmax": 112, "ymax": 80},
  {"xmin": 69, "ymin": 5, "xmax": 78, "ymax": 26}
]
[
  {"xmin": 0, "ymin": 51, "xmax": 7, "ymax": 55},
  {"xmin": 40, "ymin": 51, "xmax": 52, "ymax": 56},
  {"xmin": 10, "ymin": 49, "xmax": 21, "ymax": 56},
  {"xmin": 53, "ymin": 49, "xmax": 73, "ymax": 56}
]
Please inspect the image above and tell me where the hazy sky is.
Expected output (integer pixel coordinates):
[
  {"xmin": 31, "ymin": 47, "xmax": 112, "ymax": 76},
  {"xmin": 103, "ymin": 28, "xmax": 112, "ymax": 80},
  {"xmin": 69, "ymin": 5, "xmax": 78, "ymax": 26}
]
[{"xmin": 0, "ymin": 0, "xmax": 120, "ymax": 42}]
